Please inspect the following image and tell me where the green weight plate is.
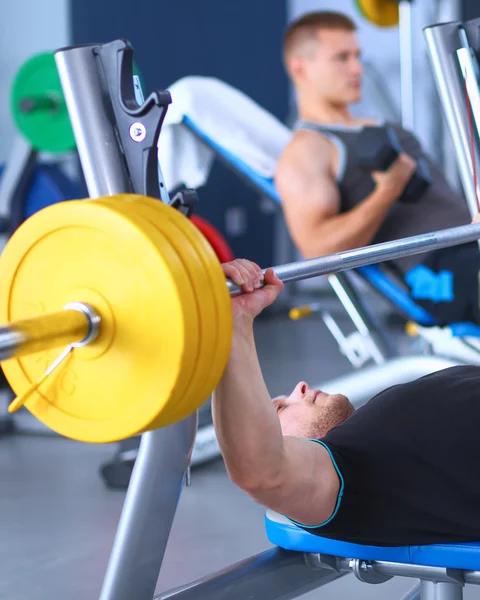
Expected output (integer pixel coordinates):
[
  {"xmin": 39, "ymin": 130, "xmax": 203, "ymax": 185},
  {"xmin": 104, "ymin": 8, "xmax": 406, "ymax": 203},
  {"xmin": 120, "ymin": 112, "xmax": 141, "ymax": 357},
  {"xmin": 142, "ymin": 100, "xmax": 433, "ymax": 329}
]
[{"xmin": 11, "ymin": 52, "xmax": 76, "ymax": 154}]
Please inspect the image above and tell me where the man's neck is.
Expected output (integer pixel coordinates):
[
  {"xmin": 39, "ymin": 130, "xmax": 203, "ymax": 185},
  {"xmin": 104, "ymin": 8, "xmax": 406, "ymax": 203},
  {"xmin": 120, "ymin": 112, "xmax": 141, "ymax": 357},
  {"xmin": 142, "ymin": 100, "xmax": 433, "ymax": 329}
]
[{"xmin": 298, "ymin": 98, "xmax": 357, "ymax": 126}]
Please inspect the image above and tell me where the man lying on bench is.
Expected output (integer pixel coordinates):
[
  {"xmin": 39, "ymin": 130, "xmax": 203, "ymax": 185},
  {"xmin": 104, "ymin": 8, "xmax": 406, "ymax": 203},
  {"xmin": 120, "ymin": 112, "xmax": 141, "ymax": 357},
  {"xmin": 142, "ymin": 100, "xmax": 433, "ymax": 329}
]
[
  {"xmin": 215, "ymin": 258, "xmax": 480, "ymax": 546},
  {"xmin": 275, "ymin": 11, "xmax": 478, "ymax": 324}
]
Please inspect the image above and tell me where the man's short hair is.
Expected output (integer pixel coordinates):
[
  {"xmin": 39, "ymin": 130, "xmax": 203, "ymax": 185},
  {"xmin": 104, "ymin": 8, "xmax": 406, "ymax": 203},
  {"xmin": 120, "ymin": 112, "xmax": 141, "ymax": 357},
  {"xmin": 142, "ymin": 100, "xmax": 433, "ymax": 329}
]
[{"xmin": 283, "ymin": 11, "xmax": 357, "ymax": 63}]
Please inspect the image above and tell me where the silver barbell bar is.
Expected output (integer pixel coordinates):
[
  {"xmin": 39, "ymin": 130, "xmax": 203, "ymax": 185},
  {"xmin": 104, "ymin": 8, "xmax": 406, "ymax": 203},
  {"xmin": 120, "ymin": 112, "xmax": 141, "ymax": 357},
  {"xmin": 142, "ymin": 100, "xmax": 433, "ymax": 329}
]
[{"xmin": 227, "ymin": 221, "xmax": 480, "ymax": 296}]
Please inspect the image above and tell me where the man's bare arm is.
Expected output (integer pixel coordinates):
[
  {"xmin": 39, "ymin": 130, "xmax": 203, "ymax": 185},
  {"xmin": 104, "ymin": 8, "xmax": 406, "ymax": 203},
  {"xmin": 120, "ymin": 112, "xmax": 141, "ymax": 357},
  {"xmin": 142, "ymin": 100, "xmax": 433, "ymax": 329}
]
[
  {"xmin": 275, "ymin": 131, "xmax": 415, "ymax": 258},
  {"xmin": 213, "ymin": 265, "xmax": 339, "ymax": 527}
]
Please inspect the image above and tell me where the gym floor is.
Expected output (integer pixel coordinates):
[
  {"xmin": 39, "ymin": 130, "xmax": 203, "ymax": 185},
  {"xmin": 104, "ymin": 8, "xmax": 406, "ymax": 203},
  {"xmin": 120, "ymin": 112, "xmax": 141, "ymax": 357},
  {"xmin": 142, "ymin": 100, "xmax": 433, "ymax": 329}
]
[{"xmin": 1, "ymin": 299, "xmax": 479, "ymax": 600}]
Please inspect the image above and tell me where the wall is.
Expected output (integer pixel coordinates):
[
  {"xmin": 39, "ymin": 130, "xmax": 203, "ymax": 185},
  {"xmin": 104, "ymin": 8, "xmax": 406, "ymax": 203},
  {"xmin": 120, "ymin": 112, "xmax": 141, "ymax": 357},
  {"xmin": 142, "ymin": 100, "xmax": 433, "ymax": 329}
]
[
  {"xmin": 463, "ymin": 0, "xmax": 480, "ymax": 21},
  {"xmin": 0, "ymin": 0, "xmax": 70, "ymax": 162}
]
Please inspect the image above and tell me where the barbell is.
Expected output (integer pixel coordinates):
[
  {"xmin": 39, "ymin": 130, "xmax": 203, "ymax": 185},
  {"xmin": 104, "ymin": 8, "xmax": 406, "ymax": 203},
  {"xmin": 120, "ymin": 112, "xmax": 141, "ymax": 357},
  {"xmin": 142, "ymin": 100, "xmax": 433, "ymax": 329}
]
[{"xmin": 2, "ymin": 193, "xmax": 480, "ymax": 444}]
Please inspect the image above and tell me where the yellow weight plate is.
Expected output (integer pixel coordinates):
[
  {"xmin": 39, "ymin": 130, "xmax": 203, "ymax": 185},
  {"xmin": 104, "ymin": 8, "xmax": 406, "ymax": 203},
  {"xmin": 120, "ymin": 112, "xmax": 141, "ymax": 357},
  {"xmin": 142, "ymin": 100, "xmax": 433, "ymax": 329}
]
[
  {"xmin": 142, "ymin": 204, "xmax": 226, "ymax": 424},
  {"xmin": 0, "ymin": 199, "xmax": 197, "ymax": 443},
  {"xmin": 91, "ymin": 197, "xmax": 202, "ymax": 427},
  {"xmin": 140, "ymin": 197, "xmax": 232, "ymax": 405},
  {"xmin": 148, "ymin": 198, "xmax": 232, "ymax": 402},
  {"xmin": 134, "ymin": 199, "xmax": 225, "ymax": 411},
  {"xmin": 111, "ymin": 199, "xmax": 215, "ymax": 424},
  {"xmin": 355, "ymin": 0, "xmax": 398, "ymax": 27},
  {"xmin": 152, "ymin": 212, "xmax": 219, "ymax": 423},
  {"xmin": 94, "ymin": 196, "xmax": 206, "ymax": 426},
  {"xmin": 104, "ymin": 195, "xmax": 219, "ymax": 425},
  {"xmin": 165, "ymin": 209, "xmax": 232, "ymax": 407}
]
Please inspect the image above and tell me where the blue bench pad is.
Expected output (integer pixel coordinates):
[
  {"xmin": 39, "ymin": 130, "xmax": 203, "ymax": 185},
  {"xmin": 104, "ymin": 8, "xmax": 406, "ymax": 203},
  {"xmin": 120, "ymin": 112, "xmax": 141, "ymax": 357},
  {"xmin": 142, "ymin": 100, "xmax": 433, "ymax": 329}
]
[{"xmin": 265, "ymin": 511, "xmax": 480, "ymax": 570}]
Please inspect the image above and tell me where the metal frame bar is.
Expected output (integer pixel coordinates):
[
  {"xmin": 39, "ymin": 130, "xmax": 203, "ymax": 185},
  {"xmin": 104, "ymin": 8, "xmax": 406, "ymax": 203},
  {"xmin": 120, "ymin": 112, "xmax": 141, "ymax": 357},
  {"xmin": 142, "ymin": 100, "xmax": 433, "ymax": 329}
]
[
  {"xmin": 154, "ymin": 548, "xmax": 347, "ymax": 600},
  {"xmin": 424, "ymin": 22, "xmax": 480, "ymax": 218},
  {"xmin": 399, "ymin": 0, "xmax": 415, "ymax": 130},
  {"xmin": 421, "ymin": 581, "xmax": 463, "ymax": 600},
  {"xmin": 307, "ymin": 555, "xmax": 471, "ymax": 583},
  {"xmin": 401, "ymin": 582, "xmax": 421, "ymax": 600},
  {"xmin": 321, "ymin": 310, "xmax": 370, "ymax": 368},
  {"xmin": 327, "ymin": 272, "xmax": 397, "ymax": 365},
  {"xmin": 155, "ymin": 548, "xmax": 478, "ymax": 600},
  {"xmin": 55, "ymin": 45, "xmax": 132, "ymax": 198},
  {"xmin": 457, "ymin": 47, "xmax": 480, "ymax": 142},
  {"xmin": 99, "ymin": 415, "xmax": 197, "ymax": 600},
  {"xmin": 433, "ymin": 0, "xmax": 463, "ymax": 186}
]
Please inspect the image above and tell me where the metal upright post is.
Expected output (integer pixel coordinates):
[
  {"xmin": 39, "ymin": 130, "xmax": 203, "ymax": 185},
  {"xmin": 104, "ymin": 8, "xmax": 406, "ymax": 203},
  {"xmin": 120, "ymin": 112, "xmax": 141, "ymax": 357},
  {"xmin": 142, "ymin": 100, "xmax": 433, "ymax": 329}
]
[
  {"xmin": 100, "ymin": 416, "xmax": 198, "ymax": 600},
  {"xmin": 55, "ymin": 45, "xmax": 132, "ymax": 198},
  {"xmin": 399, "ymin": 0, "xmax": 415, "ymax": 130},
  {"xmin": 328, "ymin": 272, "xmax": 397, "ymax": 365},
  {"xmin": 424, "ymin": 22, "xmax": 480, "ymax": 217},
  {"xmin": 420, "ymin": 580, "xmax": 463, "ymax": 600}
]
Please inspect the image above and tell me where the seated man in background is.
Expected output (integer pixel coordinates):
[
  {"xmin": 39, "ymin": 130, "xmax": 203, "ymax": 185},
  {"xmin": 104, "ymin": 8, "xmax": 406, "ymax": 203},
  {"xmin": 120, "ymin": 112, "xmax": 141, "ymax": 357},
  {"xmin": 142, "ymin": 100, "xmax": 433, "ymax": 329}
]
[
  {"xmin": 215, "ymin": 258, "xmax": 480, "ymax": 546},
  {"xmin": 275, "ymin": 11, "xmax": 477, "ymax": 324}
]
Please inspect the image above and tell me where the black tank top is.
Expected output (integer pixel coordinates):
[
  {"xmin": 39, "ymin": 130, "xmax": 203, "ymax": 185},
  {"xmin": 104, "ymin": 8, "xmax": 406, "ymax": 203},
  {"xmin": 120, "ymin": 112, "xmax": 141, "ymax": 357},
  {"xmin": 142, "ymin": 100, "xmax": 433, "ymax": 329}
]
[
  {"xmin": 301, "ymin": 365, "xmax": 480, "ymax": 546},
  {"xmin": 297, "ymin": 121, "xmax": 471, "ymax": 273}
]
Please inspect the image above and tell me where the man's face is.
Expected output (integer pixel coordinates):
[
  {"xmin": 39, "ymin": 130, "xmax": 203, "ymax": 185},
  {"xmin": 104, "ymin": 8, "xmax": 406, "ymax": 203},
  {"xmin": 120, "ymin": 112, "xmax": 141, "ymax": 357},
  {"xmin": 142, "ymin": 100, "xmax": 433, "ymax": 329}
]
[
  {"xmin": 291, "ymin": 29, "xmax": 363, "ymax": 105},
  {"xmin": 273, "ymin": 381, "xmax": 354, "ymax": 438}
]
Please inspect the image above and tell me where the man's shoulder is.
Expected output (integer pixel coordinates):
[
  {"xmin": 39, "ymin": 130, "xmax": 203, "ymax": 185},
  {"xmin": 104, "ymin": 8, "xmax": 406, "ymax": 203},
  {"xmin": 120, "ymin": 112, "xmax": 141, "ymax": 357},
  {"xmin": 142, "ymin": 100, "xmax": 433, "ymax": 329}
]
[
  {"xmin": 277, "ymin": 128, "xmax": 334, "ymax": 174},
  {"xmin": 286, "ymin": 128, "xmax": 335, "ymax": 151}
]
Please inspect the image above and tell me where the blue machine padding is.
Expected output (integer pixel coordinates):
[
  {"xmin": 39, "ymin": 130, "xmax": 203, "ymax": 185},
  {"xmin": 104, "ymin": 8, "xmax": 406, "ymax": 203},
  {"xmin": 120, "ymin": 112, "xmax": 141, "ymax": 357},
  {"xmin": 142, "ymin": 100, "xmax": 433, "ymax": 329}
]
[
  {"xmin": 405, "ymin": 266, "xmax": 454, "ymax": 303},
  {"xmin": 360, "ymin": 265, "xmax": 480, "ymax": 337},
  {"xmin": 182, "ymin": 118, "xmax": 480, "ymax": 337},
  {"xmin": 22, "ymin": 164, "xmax": 83, "ymax": 219},
  {"xmin": 0, "ymin": 163, "xmax": 83, "ymax": 224},
  {"xmin": 449, "ymin": 322, "xmax": 480, "ymax": 337},
  {"xmin": 358, "ymin": 265, "xmax": 438, "ymax": 326},
  {"xmin": 265, "ymin": 513, "xmax": 480, "ymax": 570}
]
